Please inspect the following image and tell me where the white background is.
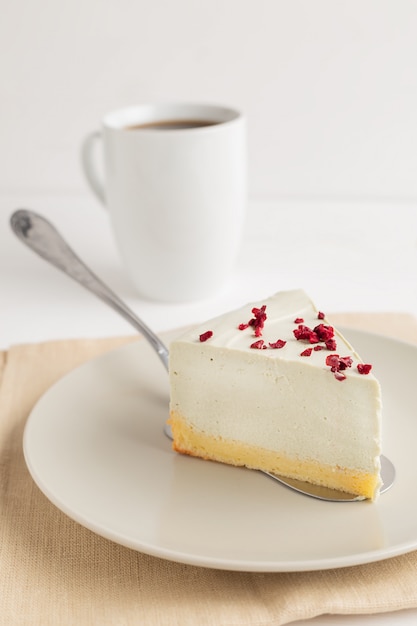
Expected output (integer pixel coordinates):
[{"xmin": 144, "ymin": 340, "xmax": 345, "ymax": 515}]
[
  {"xmin": 1, "ymin": 0, "xmax": 417, "ymax": 201},
  {"xmin": 1, "ymin": 0, "xmax": 416, "ymax": 348},
  {"xmin": 1, "ymin": 2, "xmax": 417, "ymax": 624}
]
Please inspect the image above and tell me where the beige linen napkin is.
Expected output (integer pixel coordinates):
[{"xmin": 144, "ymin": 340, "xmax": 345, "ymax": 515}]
[{"xmin": 1, "ymin": 314, "xmax": 417, "ymax": 626}]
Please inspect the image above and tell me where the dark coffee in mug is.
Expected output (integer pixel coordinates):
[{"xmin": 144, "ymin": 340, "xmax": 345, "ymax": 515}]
[{"xmin": 126, "ymin": 119, "xmax": 220, "ymax": 131}]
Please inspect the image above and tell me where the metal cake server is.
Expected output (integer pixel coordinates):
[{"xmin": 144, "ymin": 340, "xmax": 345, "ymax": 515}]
[{"xmin": 10, "ymin": 208, "xmax": 395, "ymax": 502}]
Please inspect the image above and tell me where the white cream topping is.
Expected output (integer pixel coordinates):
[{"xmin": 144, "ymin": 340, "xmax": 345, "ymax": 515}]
[{"xmin": 169, "ymin": 289, "xmax": 382, "ymax": 472}]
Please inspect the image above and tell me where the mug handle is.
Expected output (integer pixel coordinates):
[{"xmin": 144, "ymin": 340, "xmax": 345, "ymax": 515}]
[{"xmin": 81, "ymin": 131, "xmax": 106, "ymax": 205}]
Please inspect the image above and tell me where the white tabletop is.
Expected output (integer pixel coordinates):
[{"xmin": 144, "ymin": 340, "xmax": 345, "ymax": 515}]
[
  {"xmin": 1, "ymin": 194, "xmax": 416, "ymax": 349},
  {"xmin": 1, "ymin": 193, "xmax": 417, "ymax": 625}
]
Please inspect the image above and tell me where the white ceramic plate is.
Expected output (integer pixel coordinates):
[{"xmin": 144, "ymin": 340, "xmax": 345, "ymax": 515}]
[{"xmin": 23, "ymin": 328, "xmax": 417, "ymax": 572}]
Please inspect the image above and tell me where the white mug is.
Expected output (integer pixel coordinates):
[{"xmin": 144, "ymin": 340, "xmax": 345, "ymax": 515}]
[{"xmin": 81, "ymin": 103, "xmax": 246, "ymax": 302}]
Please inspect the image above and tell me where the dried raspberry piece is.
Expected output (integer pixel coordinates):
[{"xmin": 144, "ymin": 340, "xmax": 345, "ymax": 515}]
[
  {"xmin": 317, "ymin": 311, "xmax": 325, "ymax": 319},
  {"xmin": 338, "ymin": 356, "xmax": 353, "ymax": 370},
  {"xmin": 250, "ymin": 305, "xmax": 267, "ymax": 337},
  {"xmin": 313, "ymin": 345, "xmax": 323, "ymax": 351},
  {"xmin": 269, "ymin": 339, "xmax": 286, "ymax": 349},
  {"xmin": 294, "ymin": 317, "xmax": 304, "ymax": 324},
  {"xmin": 295, "ymin": 322, "xmax": 336, "ymax": 349},
  {"xmin": 325, "ymin": 354, "xmax": 353, "ymax": 380},
  {"xmin": 293, "ymin": 325, "xmax": 319, "ymax": 344},
  {"xmin": 239, "ymin": 305, "xmax": 267, "ymax": 337},
  {"xmin": 199, "ymin": 330, "xmax": 213, "ymax": 342},
  {"xmin": 325, "ymin": 354, "xmax": 340, "ymax": 370},
  {"xmin": 357, "ymin": 363, "xmax": 372, "ymax": 375},
  {"xmin": 250, "ymin": 339, "xmax": 266, "ymax": 349},
  {"xmin": 300, "ymin": 348, "xmax": 312, "ymax": 357},
  {"xmin": 313, "ymin": 324, "xmax": 334, "ymax": 342}
]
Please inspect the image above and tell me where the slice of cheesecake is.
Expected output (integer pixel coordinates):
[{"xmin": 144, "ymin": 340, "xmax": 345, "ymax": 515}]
[{"xmin": 168, "ymin": 289, "xmax": 382, "ymax": 500}]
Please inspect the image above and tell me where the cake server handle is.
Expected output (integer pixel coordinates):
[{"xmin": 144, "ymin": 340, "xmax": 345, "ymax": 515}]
[{"xmin": 10, "ymin": 209, "xmax": 170, "ymax": 372}]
